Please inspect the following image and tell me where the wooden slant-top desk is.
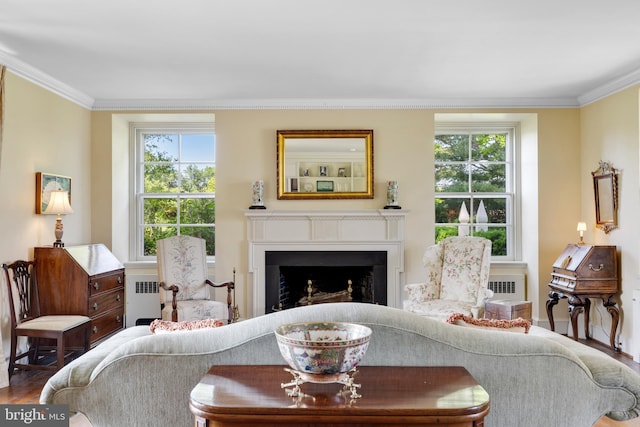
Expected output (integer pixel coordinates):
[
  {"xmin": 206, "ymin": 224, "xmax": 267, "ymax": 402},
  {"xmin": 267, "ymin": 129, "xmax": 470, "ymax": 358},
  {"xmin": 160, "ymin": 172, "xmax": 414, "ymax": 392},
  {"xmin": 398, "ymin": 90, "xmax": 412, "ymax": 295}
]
[
  {"xmin": 35, "ymin": 244, "xmax": 125, "ymax": 346},
  {"xmin": 546, "ymin": 244, "xmax": 619, "ymax": 351}
]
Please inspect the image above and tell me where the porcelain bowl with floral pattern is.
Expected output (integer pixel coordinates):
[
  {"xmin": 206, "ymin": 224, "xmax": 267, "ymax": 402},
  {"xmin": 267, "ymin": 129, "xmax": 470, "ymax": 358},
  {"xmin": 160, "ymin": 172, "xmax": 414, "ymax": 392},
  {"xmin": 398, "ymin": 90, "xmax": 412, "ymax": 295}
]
[{"xmin": 274, "ymin": 321, "xmax": 372, "ymax": 375}]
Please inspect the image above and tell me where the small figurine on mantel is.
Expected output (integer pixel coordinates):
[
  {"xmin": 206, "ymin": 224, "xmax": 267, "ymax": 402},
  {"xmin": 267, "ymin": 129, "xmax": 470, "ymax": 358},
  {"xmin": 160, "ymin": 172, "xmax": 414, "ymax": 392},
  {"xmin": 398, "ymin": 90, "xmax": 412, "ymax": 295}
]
[
  {"xmin": 249, "ymin": 180, "xmax": 266, "ymax": 209},
  {"xmin": 384, "ymin": 180, "xmax": 401, "ymax": 209}
]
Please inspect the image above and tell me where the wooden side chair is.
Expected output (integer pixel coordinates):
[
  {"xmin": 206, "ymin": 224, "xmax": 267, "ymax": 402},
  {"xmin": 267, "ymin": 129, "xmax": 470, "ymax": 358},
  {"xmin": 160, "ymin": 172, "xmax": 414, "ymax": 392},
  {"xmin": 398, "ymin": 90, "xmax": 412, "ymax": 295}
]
[
  {"xmin": 157, "ymin": 235, "xmax": 234, "ymax": 323},
  {"xmin": 3, "ymin": 260, "xmax": 91, "ymax": 380}
]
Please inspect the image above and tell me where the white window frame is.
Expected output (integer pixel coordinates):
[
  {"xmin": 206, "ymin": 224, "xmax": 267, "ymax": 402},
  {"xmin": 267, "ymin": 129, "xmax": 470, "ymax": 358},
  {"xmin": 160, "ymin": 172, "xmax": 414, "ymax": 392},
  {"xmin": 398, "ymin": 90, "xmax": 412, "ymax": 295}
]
[
  {"xmin": 434, "ymin": 123, "xmax": 521, "ymax": 261},
  {"xmin": 129, "ymin": 122, "xmax": 216, "ymax": 261}
]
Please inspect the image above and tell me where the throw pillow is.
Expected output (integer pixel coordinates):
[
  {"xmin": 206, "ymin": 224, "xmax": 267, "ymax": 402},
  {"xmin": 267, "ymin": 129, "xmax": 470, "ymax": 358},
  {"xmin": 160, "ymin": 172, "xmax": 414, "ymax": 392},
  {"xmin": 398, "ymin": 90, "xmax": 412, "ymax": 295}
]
[
  {"xmin": 149, "ymin": 318, "xmax": 224, "ymax": 334},
  {"xmin": 445, "ymin": 312, "xmax": 531, "ymax": 334}
]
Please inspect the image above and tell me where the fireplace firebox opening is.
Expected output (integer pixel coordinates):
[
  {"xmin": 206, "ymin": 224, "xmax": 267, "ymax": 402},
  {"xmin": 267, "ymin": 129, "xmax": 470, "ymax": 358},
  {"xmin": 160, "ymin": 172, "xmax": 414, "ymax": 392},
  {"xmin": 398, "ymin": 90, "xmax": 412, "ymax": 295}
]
[{"xmin": 265, "ymin": 251, "xmax": 387, "ymax": 313}]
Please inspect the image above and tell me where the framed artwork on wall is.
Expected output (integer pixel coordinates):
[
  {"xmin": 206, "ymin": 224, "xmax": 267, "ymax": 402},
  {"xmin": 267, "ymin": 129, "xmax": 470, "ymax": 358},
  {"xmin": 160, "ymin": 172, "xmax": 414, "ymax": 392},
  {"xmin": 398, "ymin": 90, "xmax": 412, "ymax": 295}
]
[{"xmin": 36, "ymin": 172, "xmax": 72, "ymax": 214}]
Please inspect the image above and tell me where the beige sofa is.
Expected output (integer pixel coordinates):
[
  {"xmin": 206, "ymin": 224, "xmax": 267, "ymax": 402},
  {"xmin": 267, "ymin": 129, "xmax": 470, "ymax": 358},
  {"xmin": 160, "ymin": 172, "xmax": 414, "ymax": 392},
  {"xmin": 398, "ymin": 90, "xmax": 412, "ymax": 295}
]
[{"xmin": 41, "ymin": 303, "xmax": 640, "ymax": 427}]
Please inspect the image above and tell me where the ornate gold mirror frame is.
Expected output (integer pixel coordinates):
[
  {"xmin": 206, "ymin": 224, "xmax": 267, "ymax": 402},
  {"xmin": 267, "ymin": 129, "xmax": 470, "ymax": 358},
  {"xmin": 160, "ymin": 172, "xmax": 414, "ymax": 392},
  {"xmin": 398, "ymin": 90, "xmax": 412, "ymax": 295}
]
[
  {"xmin": 277, "ymin": 130, "xmax": 374, "ymax": 200},
  {"xmin": 592, "ymin": 161, "xmax": 618, "ymax": 234}
]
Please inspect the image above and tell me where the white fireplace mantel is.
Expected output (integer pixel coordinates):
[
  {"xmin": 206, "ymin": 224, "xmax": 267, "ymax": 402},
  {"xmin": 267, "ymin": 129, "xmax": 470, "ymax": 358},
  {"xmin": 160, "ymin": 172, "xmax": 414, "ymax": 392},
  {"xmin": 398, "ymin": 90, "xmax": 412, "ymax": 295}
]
[{"xmin": 245, "ymin": 210, "xmax": 407, "ymax": 317}]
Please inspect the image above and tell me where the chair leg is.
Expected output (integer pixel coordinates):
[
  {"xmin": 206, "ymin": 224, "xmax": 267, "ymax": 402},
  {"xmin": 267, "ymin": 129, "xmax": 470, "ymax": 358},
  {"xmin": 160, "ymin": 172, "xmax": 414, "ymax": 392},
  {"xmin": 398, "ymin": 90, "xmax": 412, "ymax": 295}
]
[
  {"xmin": 84, "ymin": 324, "xmax": 91, "ymax": 353},
  {"xmin": 29, "ymin": 338, "xmax": 40, "ymax": 364},
  {"xmin": 56, "ymin": 334, "xmax": 65, "ymax": 371},
  {"xmin": 8, "ymin": 334, "xmax": 17, "ymax": 380}
]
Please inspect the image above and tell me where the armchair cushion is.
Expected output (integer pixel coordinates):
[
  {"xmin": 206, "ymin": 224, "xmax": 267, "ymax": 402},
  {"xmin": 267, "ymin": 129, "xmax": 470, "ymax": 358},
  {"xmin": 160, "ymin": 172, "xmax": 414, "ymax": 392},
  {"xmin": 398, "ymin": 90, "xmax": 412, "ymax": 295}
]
[
  {"xmin": 404, "ymin": 282, "xmax": 440, "ymax": 303},
  {"xmin": 403, "ymin": 299, "xmax": 480, "ymax": 321},
  {"xmin": 160, "ymin": 299, "xmax": 228, "ymax": 322}
]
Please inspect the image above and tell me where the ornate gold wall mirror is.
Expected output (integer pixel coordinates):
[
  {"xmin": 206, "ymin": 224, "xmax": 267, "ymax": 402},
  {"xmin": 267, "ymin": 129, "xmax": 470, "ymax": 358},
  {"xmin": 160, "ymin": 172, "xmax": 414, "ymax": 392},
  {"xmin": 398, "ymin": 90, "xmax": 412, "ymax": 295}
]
[
  {"xmin": 592, "ymin": 161, "xmax": 618, "ymax": 233},
  {"xmin": 277, "ymin": 130, "xmax": 374, "ymax": 200}
]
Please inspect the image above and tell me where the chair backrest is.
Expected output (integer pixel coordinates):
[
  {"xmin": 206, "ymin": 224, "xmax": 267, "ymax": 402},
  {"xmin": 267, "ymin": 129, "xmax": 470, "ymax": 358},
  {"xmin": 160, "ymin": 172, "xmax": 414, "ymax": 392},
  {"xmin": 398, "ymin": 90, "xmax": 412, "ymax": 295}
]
[
  {"xmin": 437, "ymin": 236, "xmax": 492, "ymax": 304},
  {"xmin": 3, "ymin": 260, "xmax": 39, "ymax": 328},
  {"xmin": 157, "ymin": 236, "xmax": 209, "ymax": 304}
]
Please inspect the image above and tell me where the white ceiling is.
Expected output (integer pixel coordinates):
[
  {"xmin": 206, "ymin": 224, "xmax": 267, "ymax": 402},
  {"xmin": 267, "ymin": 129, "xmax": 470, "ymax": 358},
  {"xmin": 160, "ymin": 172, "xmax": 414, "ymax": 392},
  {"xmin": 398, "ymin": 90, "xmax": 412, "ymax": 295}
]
[{"xmin": 2, "ymin": 0, "xmax": 640, "ymax": 110}]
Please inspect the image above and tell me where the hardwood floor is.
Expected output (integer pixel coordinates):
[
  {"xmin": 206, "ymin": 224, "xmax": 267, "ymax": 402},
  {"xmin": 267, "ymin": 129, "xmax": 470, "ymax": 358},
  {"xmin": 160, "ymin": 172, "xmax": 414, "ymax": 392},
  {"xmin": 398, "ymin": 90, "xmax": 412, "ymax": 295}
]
[
  {"xmin": 1, "ymin": 338, "xmax": 639, "ymax": 426},
  {"xmin": 0, "ymin": 370, "xmax": 52, "ymax": 404},
  {"xmin": 0, "ymin": 369, "xmax": 91, "ymax": 426}
]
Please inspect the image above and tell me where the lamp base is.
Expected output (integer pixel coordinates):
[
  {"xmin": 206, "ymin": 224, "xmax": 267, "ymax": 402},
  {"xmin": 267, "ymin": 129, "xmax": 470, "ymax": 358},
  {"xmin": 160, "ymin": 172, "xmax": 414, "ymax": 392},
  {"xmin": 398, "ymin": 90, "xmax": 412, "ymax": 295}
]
[
  {"xmin": 53, "ymin": 216, "xmax": 65, "ymax": 247},
  {"xmin": 249, "ymin": 205, "xmax": 267, "ymax": 210},
  {"xmin": 383, "ymin": 205, "xmax": 402, "ymax": 210}
]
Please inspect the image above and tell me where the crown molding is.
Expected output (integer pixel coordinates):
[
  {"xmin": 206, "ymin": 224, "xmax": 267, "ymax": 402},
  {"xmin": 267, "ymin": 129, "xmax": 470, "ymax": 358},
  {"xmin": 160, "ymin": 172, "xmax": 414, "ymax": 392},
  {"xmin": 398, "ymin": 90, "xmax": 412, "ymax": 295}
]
[
  {"xmin": 91, "ymin": 97, "xmax": 580, "ymax": 111},
  {"xmin": 0, "ymin": 52, "xmax": 94, "ymax": 109},
  {"xmin": 3, "ymin": 50, "xmax": 639, "ymax": 111},
  {"xmin": 577, "ymin": 67, "xmax": 640, "ymax": 106}
]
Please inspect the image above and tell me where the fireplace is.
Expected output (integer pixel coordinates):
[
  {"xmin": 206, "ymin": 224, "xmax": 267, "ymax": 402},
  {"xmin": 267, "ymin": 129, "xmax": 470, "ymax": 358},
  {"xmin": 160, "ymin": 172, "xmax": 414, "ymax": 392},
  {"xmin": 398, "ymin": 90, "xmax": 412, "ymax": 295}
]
[
  {"xmin": 246, "ymin": 210, "xmax": 406, "ymax": 317},
  {"xmin": 265, "ymin": 251, "xmax": 387, "ymax": 313}
]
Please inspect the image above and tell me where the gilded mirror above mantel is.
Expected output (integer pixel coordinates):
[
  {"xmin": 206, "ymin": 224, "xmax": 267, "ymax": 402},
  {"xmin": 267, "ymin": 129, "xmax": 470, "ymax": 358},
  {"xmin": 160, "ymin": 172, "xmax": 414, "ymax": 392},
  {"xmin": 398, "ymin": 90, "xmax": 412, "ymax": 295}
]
[
  {"xmin": 592, "ymin": 161, "xmax": 618, "ymax": 234},
  {"xmin": 277, "ymin": 130, "xmax": 374, "ymax": 200}
]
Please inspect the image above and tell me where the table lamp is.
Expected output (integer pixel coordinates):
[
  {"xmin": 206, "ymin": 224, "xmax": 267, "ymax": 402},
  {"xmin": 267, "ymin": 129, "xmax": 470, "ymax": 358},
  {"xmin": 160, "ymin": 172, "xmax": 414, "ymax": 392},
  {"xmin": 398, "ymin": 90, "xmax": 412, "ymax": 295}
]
[
  {"xmin": 44, "ymin": 190, "xmax": 74, "ymax": 247},
  {"xmin": 576, "ymin": 222, "xmax": 587, "ymax": 245}
]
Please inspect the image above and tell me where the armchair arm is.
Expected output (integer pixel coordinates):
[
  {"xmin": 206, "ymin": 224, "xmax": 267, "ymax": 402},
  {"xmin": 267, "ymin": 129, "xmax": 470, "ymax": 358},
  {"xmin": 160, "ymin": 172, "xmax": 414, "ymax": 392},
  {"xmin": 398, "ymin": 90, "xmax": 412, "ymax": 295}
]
[
  {"xmin": 159, "ymin": 282, "xmax": 180, "ymax": 322},
  {"xmin": 476, "ymin": 287, "xmax": 494, "ymax": 306},
  {"xmin": 471, "ymin": 288, "xmax": 495, "ymax": 319},
  {"xmin": 205, "ymin": 268, "xmax": 236, "ymax": 323},
  {"xmin": 205, "ymin": 279, "xmax": 235, "ymax": 323},
  {"xmin": 404, "ymin": 282, "xmax": 440, "ymax": 303}
]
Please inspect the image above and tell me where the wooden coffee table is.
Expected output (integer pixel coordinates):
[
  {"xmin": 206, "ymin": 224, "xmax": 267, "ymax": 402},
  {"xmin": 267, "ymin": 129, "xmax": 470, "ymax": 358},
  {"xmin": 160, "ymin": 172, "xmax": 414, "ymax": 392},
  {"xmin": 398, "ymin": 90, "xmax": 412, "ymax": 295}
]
[{"xmin": 190, "ymin": 365, "xmax": 490, "ymax": 426}]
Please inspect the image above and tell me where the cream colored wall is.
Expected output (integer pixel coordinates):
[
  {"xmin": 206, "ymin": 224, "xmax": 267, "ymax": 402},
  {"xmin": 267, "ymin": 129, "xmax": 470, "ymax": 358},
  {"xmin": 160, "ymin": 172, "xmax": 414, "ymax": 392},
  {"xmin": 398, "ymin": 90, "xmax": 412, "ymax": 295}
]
[
  {"xmin": 0, "ymin": 72, "xmax": 92, "ymax": 366},
  {"xmin": 91, "ymin": 111, "xmax": 116, "ymax": 248},
  {"xmin": 103, "ymin": 108, "xmax": 581, "ymax": 323},
  {"xmin": 580, "ymin": 85, "xmax": 640, "ymax": 355},
  {"xmin": 535, "ymin": 109, "xmax": 582, "ymax": 325},
  {"xmin": 214, "ymin": 110, "xmax": 433, "ymax": 315}
]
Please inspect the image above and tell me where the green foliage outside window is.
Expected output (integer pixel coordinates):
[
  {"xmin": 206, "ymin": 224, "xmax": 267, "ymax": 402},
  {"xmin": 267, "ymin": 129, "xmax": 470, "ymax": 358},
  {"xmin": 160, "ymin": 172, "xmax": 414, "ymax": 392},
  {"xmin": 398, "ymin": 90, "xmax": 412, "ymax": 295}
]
[
  {"xmin": 434, "ymin": 132, "xmax": 511, "ymax": 257},
  {"xmin": 141, "ymin": 132, "xmax": 216, "ymax": 257}
]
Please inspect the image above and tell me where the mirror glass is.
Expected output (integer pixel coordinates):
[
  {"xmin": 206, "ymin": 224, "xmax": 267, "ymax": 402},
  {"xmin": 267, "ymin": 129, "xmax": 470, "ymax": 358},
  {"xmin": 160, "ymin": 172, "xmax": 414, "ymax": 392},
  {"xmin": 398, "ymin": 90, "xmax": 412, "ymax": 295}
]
[
  {"xmin": 277, "ymin": 130, "xmax": 374, "ymax": 199},
  {"xmin": 592, "ymin": 161, "xmax": 618, "ymax": 234}
]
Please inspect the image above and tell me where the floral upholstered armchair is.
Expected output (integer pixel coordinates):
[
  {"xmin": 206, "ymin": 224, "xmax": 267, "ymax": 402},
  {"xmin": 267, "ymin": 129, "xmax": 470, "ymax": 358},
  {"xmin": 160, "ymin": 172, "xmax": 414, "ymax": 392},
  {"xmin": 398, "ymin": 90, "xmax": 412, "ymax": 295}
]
[
  {"xmin": 157, "ymin": 235, "xmax": 234, "ymax": 323},
  {"xmin": 403, "ymin": 236, "xmax": 493, "ymax": 320}
]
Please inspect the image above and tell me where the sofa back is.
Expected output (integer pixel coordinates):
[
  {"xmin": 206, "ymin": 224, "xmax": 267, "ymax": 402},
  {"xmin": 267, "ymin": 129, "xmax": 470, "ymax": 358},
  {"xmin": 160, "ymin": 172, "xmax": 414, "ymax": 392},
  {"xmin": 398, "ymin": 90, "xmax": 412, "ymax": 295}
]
[{"xmin": 44, "ymin": 303, "xmax": 640, "ymax": 427}]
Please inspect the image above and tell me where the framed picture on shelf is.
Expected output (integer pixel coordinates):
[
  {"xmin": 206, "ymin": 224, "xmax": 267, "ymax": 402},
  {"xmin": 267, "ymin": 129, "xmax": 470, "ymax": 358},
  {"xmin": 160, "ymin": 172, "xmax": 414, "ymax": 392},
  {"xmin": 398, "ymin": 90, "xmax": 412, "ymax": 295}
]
[
  {"xmin": 319, "ymin": 165, "xmax": 328, "ymax": 177},
  {"xmin": 338, "ymin": 167, "xmax": 346, "ymax": 177},
  {"xmin": 36, "ymin": 172, "xmax": 72, "ymax": 214},
  {"xmin": 316, "ymin": 180, "xmax": 334, "ymax": 192}
]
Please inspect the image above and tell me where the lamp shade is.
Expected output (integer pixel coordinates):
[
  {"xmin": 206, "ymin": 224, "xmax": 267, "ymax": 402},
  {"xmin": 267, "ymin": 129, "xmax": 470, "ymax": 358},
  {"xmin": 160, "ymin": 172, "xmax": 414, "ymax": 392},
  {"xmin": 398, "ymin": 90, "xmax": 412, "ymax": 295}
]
[
  {"xmin": 44, "ymin": 191, "xmax": 74, "ymax": 215},
  {"xmin": 577, "ymin": 222, "xmax": 587, "ymax": 232}
]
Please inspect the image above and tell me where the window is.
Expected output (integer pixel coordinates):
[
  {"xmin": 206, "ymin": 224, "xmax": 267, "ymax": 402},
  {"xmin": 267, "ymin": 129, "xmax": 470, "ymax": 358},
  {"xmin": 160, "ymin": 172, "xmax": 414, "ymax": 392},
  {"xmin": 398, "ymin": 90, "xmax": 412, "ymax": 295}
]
[
  {"xmin": 132, "ymin": 124, "xmax": 216, "ymax": 259},
  {"xmin": 434, "ymin": 125, "xmax": 518, "ymax": 259}
]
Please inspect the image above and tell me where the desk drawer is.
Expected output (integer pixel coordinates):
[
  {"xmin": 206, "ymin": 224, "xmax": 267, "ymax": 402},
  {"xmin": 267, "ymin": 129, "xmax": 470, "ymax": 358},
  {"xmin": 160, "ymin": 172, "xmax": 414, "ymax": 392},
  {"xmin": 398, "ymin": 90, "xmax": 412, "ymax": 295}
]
[
  {"xmin": 89, "ymin": 288, "xmax": 124, "ymax": 317},
  {"xmin": 90, "ymin": 308, "xmax": 124, "ymax": 343},
  {"xmin": 88, "ymin": 271, "xmax": 124, "ymax": 296}
]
